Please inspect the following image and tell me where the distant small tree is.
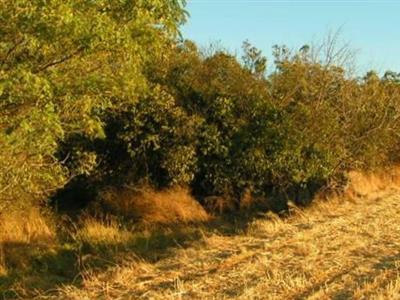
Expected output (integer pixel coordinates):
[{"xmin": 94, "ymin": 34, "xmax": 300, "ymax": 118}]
[
  {"xmin": 242, "ymin": 40, "xmax": 267, "ymax": 78},
  {"xmin": 383, "ymin": 71, "xmax": 400, "ymax": 83}
]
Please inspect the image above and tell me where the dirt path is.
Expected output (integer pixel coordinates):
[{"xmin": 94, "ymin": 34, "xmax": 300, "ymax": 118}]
[{"xmin": 50, "ymin": 188, "xmax": 400, "ymax": 299}]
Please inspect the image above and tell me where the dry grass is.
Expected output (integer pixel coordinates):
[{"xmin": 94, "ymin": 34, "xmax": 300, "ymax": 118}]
[
  {"xmin": 43, "ymin": 189, "xmax": 400, "ymax": 300},
  {"xmin": 4, "ymin": 168, "xmax": 400, "ymax": 299},
  {"xmin": 26, "ymin": 168, "xmax": 400, "ymax": 299},
  {"xmin": 0, "ymin": 209, "xmax": 56, "ymax": 276},
  {"xmin": 99, "ymin": 186, "xmax": 210, "ymax": 225},
  {"xmin": 75, "ymin": 217, "xmax": 134, "ymax": 247},
  {"xmin": 0, "ymin": 209, "xmax": 56, "ymax": 245}
]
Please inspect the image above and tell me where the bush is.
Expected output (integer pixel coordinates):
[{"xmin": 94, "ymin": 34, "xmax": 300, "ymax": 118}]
[
  {"xmin": 93, "ymin": 85, "xmax": 200, "ymax": 188},
  {"xmin": 0, "ymin": 0, "xmax": 187, "ymax": 210},
  {"xmin": 2, "ymin": 1, "xmax": 400, "ymax": 215},
  {"xmin": 142, "ymin": 40, "xmax": 400, "ymax": 209}
]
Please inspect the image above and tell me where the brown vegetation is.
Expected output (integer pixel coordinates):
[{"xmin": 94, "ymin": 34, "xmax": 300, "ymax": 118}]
[
  {"xmin": 0, "ymin": 209, "xmax": 56, "ymax": 279},
  {"xmin": 2, "ymin": 168, "xmax": 400, "ymax": 298},
  {"xmin": 97, "ymin": 186, "xmax": 210, "ymax": 225},
  {"xmin": 346, "ymin": 166, "xmax": 400, "ymax": 198}
]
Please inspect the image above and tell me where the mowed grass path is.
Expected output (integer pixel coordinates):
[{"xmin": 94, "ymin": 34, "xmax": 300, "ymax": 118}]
[{"xmin": 43, "ymin": 188, "xmax": 400, "ymax": 299}]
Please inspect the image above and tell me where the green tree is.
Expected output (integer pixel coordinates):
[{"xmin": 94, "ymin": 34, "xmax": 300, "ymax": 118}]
[
  {"xmin": 0, "ymin": 0, "xmax": 187, "ymax": 210},
  {"xmin": 242, "ymin": 40, "xmax": 267, "ymax": 78}
]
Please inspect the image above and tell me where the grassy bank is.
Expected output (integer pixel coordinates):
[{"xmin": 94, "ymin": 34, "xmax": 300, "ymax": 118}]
[{"xmin": 2, "ymin": 168, "xmax": 400, "ymax": 299}]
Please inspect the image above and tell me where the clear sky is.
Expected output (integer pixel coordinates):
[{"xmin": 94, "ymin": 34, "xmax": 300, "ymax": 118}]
[{"xmin": 182, "ymin": 0, "xmax": 400, "ymax": 75}]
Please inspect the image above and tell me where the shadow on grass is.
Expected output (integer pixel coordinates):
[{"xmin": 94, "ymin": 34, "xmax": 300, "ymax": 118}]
[
  {"xmin": 0, "ymin": 209, "xmax": 269, "ymax": 299},
  {"xmin": 76, "ymin": 210, "xmax": 267, "ymax": 272},
  {"xmin": 0, "ymin": 242, "xmax": 78, "ymax": 299}
]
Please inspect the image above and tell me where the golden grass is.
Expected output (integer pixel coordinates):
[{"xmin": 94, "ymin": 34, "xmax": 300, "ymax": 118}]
[
  {"xmin": 0, "ymin": 209, "xmax": 56, "ymax": 245},
  {"xmin": 0, "ymin": 209, "xmax": 56, "ymax": 276},
  {"xmin": 44, "ymin": 188, "xmax": 400, "ymax": 300},
  {"xmin": 5, "ymin": 167, "xmax": 400, "ymax": 299},
  {"xmin": 99, "ymin": 186, "xmax": 210, "ymax": 225},
  {"xmin": 28, "ymin": 171, "xmax": 398, "ymax": 299},
  {"xmin": 75, "ymin": 217, "xmax": 134, "ymax": 247}
]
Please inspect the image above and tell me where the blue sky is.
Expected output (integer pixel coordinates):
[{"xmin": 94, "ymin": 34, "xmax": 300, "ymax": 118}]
[{"xmin": 182, "ymin": 1, "xmax": 400, "ymax": 74}]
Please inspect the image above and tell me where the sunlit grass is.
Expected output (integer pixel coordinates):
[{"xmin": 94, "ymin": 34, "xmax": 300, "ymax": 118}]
[{"xmin": 3, "ymin": 169, "xmax": 400, "ymax": 299}]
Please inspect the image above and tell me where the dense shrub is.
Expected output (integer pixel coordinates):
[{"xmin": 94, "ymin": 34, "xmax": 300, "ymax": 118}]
[
  {"xmin": 0, "ymin": 0, "xmax": 187, "ymax": 210},
  {"xmin": 96, "ymin": 85, "xmax": 200, "ymax": 188},
  {"xmin": 144, "ymin": 41, "xmax": 400, "ymax": 208},
  {"xmin": 2, "ymin": 1, "xmax": 400, "ymax": 214}
]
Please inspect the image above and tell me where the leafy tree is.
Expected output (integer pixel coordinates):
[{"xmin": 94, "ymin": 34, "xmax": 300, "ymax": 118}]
[
  {"xmin": 242, "ymin": 40, "xmax": 267, "ymax": 78},
  {"xmin": 2, "ymin": 1, "xmax": 400, "ymax": 215},
  {"xmin": 95, "ymin": 85, "xmax": 200, "ymax": 188},
  {"xmin": 0, "ymin": 0, "xmax": 187, "ymax": 210}
]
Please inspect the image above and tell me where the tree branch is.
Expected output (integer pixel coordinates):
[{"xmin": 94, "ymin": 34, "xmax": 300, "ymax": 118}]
[
  {"xmin": 0, "ymin": 37, "xmax": 24, "ymax": 68},
  {"xmin": 35, "ymin": 47, "xmax": 84, "ymax": 73}
]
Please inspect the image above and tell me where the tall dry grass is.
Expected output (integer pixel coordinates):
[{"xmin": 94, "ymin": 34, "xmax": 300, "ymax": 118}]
[
  {"xmin": 47, "ymin": 174, "xmax": 400, "ymax": 300},
  {"xmin": 4, "ymin": 167, "xmax": 400, "ymax": 298},
  {"xmin": 75, "ymin": 217, "xmax": 134, "ymax": 247},
  {"xmin": 0, "ymin": 208, "xmax": 56, "ymax": 276},
  {"xmin": 344, "ymin": 166, "xmax": 400, "ymax": 199},
  {"xmin": 98, "ymin": 186, "xmax": 210, "ymax": 225}
]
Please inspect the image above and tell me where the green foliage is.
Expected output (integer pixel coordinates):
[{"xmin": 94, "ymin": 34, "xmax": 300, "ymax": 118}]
[
  {"xmin": 0, "ymin": 0, "xmax": 187, "ymax": 209},
  {"xmin": 2, "ymin": 1, "xmax": 400, "ymax": 214},
  {"xmin": 242, "ymin": 40, "xmax": 267, "ymax": 78},
  {"xmin": 145, "ymin": 41, "xmax": 400, "ymax": 207},
  {"xmin": 98, "ymin": 85, "xmax": 199, "ymax": 187}
]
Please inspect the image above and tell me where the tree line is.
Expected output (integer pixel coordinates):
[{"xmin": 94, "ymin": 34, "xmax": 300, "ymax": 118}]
[{"xmin": 1, "ymin": 1, "xmax": 400, "ymax": 214}]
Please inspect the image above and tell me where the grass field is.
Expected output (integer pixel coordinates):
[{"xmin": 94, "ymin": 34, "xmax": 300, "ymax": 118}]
[
  {"xmin": 2, "ymin": 172, "xmax": 400, "ymax": 299},
  {"xmin": 50, "ymin": 190, "xmax": 400, "ymax": 299}
]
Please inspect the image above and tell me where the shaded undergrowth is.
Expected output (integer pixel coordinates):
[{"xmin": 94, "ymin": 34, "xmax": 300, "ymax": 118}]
[{"xmin": 0, "ymin": 207, "xmax": 271, "ymax": 299}]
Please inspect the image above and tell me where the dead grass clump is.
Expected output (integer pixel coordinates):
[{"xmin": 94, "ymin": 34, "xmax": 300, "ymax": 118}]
[
  {"xmin": 99, "ymin": 186, "xmax": 210, "ymax": 225},
  {"xmin": 0, "ymin": 208, "xmax": 57, "ymax": 275},
  {"xmin": 346, "ymin": 166, "xmax": 400, "ymax": 198},
  {"xmin": 0, "ymin": 208, "xmax": 56, "ymax": 245},
  {"xmin": 76, "ymin": 217, "xmax": 134, "ymax": 247},
  {"xmin": 0, "ymin": 244, "xmax": 5, "ymax": 276}
]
